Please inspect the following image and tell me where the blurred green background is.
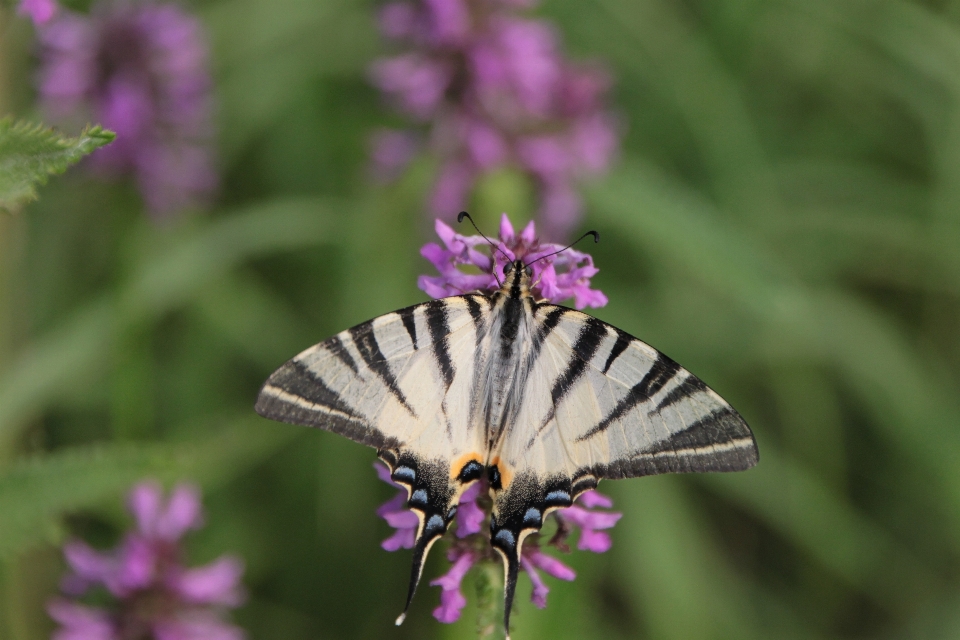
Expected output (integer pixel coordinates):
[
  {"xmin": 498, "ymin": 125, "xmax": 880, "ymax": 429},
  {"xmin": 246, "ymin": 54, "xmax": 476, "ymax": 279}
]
[{"xmin": 3, "ymin": 0, "xmax": 960, "ymax": 638}]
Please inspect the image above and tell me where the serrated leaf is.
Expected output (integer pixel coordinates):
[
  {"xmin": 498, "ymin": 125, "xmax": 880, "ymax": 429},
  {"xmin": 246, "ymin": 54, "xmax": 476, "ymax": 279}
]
[{"xmin": 0, "ymin": 118, "xmax": 116, "ymax": 211}]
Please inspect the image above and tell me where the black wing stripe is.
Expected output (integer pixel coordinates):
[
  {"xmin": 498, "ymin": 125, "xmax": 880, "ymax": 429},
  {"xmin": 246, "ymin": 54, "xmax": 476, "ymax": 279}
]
[
  {"xmin": 349, "ymin": 321, "xmax": 417, "ymax": 417},
  {"xmin": 550, "ymin": 317, "xmax": 607, "ymax": 405},
  {"xmin": 636, "ymin": 407, "xmax": 749, "ymax": 455},
  {"xmin": 279, "ymin": 360, "xmax": 367, "ymax": 420},
  {"xmin": 602, "ymin": 329, "xmax": 631, "ymax": 374},
  {"xmin": 532, "ymin": 306, "xmax": 567, "ymax": 356},
  {"xmin": 425, "ymin": 299, "xmax": 455, "ymax": 388},
  {"xmin": 649, "ymin": 374, "xmax": 708, "ymax": 415},
  {"xmin": 464, "ymin": 295, "xmax": 488, "ymax": 348},
  {"xmin": 398, "ymin": 306, "xmax": 418, "ymax": 350},
  {"xmin": 327, "ymin": 335, "xmax": 359, "ymax": 375},
  {"xmin": 576, "ymin": 352, "xmax": 681, "ymax": 441}
]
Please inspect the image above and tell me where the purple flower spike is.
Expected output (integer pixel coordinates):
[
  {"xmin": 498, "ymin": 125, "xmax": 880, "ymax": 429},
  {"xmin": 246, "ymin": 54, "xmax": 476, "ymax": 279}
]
[
  {"xmin": 17, "ymin": 0, "xmax": 58, "ymax": 25},
  {"xmin": 35, "ymin": 1, "xmax": 216, "ymax": 218},
  {"xmin": 371, "ymin": 0, "xmax": 620, "ymax": 237},
  {"xmin": 419, "ymin": 213, "xmax": 607, "ymax": 309},
  {"xmin": 50, "ymin": 481, "xmax": 246, "ymax": 639},
  {"xmin": 557, "ymin": 490, "xmax": 622, "ymax": 553},
  {"xmin": 429, "ymin": 549, "xmax": 477, "ymax": 623}
]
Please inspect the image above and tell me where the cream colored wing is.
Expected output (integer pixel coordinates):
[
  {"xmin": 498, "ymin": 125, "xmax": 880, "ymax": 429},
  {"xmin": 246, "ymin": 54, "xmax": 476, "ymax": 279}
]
[{"xmin": 255, "ymin": 294, "xmax": 493, "ymax": 621}]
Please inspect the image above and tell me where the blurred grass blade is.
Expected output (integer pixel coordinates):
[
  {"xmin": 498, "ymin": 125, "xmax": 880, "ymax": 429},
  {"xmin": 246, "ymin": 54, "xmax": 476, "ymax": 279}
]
[
  {"xmin": 0, "ymin": 198, "xmax": 337, "ymax": 453},
  {"xmin": 0, "ymin": 119, "xmax": 115, "ymax": 211},
  {"xmin": 0, "ymin": 416, "xmax": 300, "ymax": 559}
]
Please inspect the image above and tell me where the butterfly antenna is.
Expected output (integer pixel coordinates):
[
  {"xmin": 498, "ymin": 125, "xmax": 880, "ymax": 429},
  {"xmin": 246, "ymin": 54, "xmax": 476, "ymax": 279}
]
[
  {"xmin": 522, "ymin": 230, "xmax": 599, "ymax": 269},
  {"xmin": 457, "ymin": 211, "xmax": 509, "ymax": 286}
]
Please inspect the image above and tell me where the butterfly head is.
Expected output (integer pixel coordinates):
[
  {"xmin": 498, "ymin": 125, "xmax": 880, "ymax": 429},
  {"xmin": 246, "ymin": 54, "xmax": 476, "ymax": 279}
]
[{"xmin": 501, "ymin": 260, "xmax": 533, "ymax": 299}]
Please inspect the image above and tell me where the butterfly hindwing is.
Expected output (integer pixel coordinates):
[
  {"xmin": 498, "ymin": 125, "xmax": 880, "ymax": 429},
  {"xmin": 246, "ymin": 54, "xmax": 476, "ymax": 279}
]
[{"xmin": 255, "ymin": 295, "xmax": 492, "ymax": 619}]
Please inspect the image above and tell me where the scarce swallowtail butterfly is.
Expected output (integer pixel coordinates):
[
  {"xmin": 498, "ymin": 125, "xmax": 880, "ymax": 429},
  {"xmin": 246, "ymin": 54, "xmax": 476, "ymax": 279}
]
[{"xmin": 255, "ymin": 216, "xmax": 758, "ymax": 636}]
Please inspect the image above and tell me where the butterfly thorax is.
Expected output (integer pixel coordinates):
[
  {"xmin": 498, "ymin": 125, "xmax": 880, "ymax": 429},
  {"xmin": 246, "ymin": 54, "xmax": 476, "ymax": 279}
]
[{"xmin": 481, "ymin": 260, "xmax": 537, "ymax": 449}]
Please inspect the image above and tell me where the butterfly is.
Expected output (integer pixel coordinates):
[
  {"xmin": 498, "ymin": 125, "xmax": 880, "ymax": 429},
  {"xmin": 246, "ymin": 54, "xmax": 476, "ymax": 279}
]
[{"xmin": 255, "ymin": 226, "xmax": 758, "ymax": 635}]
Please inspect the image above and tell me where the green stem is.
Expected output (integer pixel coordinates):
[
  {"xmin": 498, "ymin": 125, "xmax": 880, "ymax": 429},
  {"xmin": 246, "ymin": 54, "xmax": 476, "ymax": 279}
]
[{"xmin": 475, "ymin": 560, "xmax": 506, "ymax": 640}]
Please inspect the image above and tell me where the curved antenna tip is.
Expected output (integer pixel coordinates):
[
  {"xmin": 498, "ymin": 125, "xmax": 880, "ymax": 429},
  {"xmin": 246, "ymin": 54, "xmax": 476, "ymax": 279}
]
[
  {"xmin": 588, "ymin": 230, "xmax": 600, "ymax": 242},
  {"xmin": 395, "ymin": 613, "xmax": 406, "ymax": 626},
  {"xmin": 457, "ymin": 211, "xmax": 470, "ymax": 223}
]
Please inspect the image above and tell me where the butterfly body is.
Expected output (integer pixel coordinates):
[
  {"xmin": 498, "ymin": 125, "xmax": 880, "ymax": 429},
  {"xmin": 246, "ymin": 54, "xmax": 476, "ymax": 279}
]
[{"xmin": 256, "ymin": 258, "xmax": 757, "ymax": 633}]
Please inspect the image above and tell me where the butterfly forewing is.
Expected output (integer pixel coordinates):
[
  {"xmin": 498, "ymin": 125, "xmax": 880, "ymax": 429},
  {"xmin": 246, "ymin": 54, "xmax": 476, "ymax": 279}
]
[{"xmin": 496, "ymin": 306, "xmax": 757, "ymax": 484}]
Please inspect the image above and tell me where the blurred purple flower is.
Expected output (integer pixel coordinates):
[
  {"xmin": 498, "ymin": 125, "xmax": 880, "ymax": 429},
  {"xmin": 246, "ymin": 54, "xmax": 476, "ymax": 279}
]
[
  {"xmin": 35, "ymin": 0, "xmax": 216, "ymax": 219},
  {"xmin": 17, "ymin": 0, "xmax": 57, "ymax": 25},
  {"xmin": 374, "ymin": 461, "xmax": 620, "ymax": 623},
  {"xmin": 49, "ymin": 481, "xmax": 246, "ymax": 640},
  {"xmin": 371, "ymin": 0, "xmax": 620, "ymax": 239},
  {"xmin": 418, "ymin": 212, "xmax": 607, "ymax": 309}
]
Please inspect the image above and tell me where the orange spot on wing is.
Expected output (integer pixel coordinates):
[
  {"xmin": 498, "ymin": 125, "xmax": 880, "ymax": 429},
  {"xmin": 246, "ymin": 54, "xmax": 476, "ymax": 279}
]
[
  {"xmin": 489, "ymin": 456, "xmax": 513, "ymax": 490},
  {"xmin": 450, "ymin": 452, "xmax": 483, "ymax": 480}
]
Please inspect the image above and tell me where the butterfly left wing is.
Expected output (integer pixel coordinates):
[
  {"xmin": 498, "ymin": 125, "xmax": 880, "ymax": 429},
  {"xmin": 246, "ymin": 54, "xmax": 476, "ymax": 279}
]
[
  {"xmin": 255, "ymin": 295, "xmax": 493, "ymax": 622},
  {"xmin": 486, "ymin": 305, "xmax": 757, "ymax": 630}
]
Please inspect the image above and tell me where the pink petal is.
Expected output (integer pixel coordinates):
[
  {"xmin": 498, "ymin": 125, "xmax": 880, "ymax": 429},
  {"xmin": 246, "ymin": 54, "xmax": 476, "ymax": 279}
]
[
  {"xmin": 456, "ymin": 483, "xmax": 485, "ymax": 537},
  {"xmin": 429, "ymin": 549, "xmax": 476, "ymax": 623},
  {"xmin": 498, "ymin": 212, "xmax": 516, "ymax": 242},
  {"xmin": 519, "ymin": 554, "xmax": 549, "ymax": 608},
  {"xmin": 17, "ymin": 0, "xmax": 58, "ymax": 25},
  {"xmin": 128, "ymin": 481, "xmax": 163, "ymax": 535},
  {"xmin": 519, "ymin": 220, "xmax": 537, "ymax": 245},
  {"xmin": 383, "ymin": 509, "xmax": 420, "ymax": 529},
  {"xmin": 376, "ymin": 492, "xmax": 408, "ymax": 518},
  {"xmin": 62, "ymin": 541, "xmax": 114, "ymax": 592},
  {"xmin": 577, "ymin": 528, "xmax": 612, "ymax": 553},
  {"xmin": 169, "ymin": 556, "xmax": 245, "ymax": 606},
  {"xmin": 423, "ymin": 0, "xmax": 470, "ymax": 46},
  {"xmin": 577, "ymin": 490, "xmax": 613, "ymax": 509},
  {"xmin": 382, "ymin": 527, "xmax": 416, "ymax": 551},
  {"xmin": 525, "ymin": 547, "xmax": 576, "ymax": 581},
  {"xmin": 156, "ymin": 484, "xmax": 203, "ymax": 540},
  {"xmin": 114, "ymin": 535, "xmax": 156, "ymax": 594},
  {"xmin": 47, "ymin": 600, "xmax": 116, "ymax": 640}
]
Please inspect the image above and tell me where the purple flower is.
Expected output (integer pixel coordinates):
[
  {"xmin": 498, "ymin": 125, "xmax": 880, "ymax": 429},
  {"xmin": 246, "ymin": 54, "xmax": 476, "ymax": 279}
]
[
  {"xmin": 35, "ymin": 1, "xmax": 216, "ymax": 218},
  {"xmin": 374, "ymin": 460, "xmax": 620, "ymax": 623},
  {"xmin": 375, "ymin": 462, "xmax": 419, "ymax": 551},
  {"xmin": 49, "ymin": 481, "xmax": 246, "ymax": 640},
  {"xmin": 371, "ymin": 0, "xmax": 620, "ymax": 238},
  {"xmin": 556, "ymin": 490, "xmax": 622, "ymax": 553},
  {"xmin": 418, "ymin": 212, "xmax": 607, "ymax": 309},
  {"xmin": 17, "ymin": 0, "xmax": 57, "ymax": 25},
  {"xmin": 520, "ymin": 547, "xmax": 575, "ymax": 608},
  {"xmin": 428, "ymin": 548, "xmax": 477, "ymax": 623}
]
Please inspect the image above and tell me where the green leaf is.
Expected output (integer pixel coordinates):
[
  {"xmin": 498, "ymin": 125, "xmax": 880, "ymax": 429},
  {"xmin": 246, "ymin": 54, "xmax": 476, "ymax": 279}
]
[
  {"xmin": 0, "ymin": 119, "xmax": 115, "ymax": 211},
  {"xmin": 0, "ymin": 416, "xmax": 301, "ymax": 560}
]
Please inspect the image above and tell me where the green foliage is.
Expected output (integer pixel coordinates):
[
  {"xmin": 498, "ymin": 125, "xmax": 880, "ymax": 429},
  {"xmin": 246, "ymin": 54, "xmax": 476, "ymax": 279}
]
[
  {"xmin": 0, "ymin": 119, "xmax": 115, "ymax": 211},
  {"xmin": 0, "ymin": 418, "xmax": 298, "ymax": 560},
  {"xmin": 3, "ymin": 0, "xmax": 960, "ymax": 639}
]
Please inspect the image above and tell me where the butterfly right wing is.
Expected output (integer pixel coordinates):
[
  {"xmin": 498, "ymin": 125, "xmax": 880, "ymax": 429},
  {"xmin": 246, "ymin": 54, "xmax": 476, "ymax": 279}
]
[
  {"xmin": 486, "ymin": 305, "xmax": 757, "ymax": 633},
  {"xmin": 255, "ymin": 294, "xmax": 493, "ymax": 621}
]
